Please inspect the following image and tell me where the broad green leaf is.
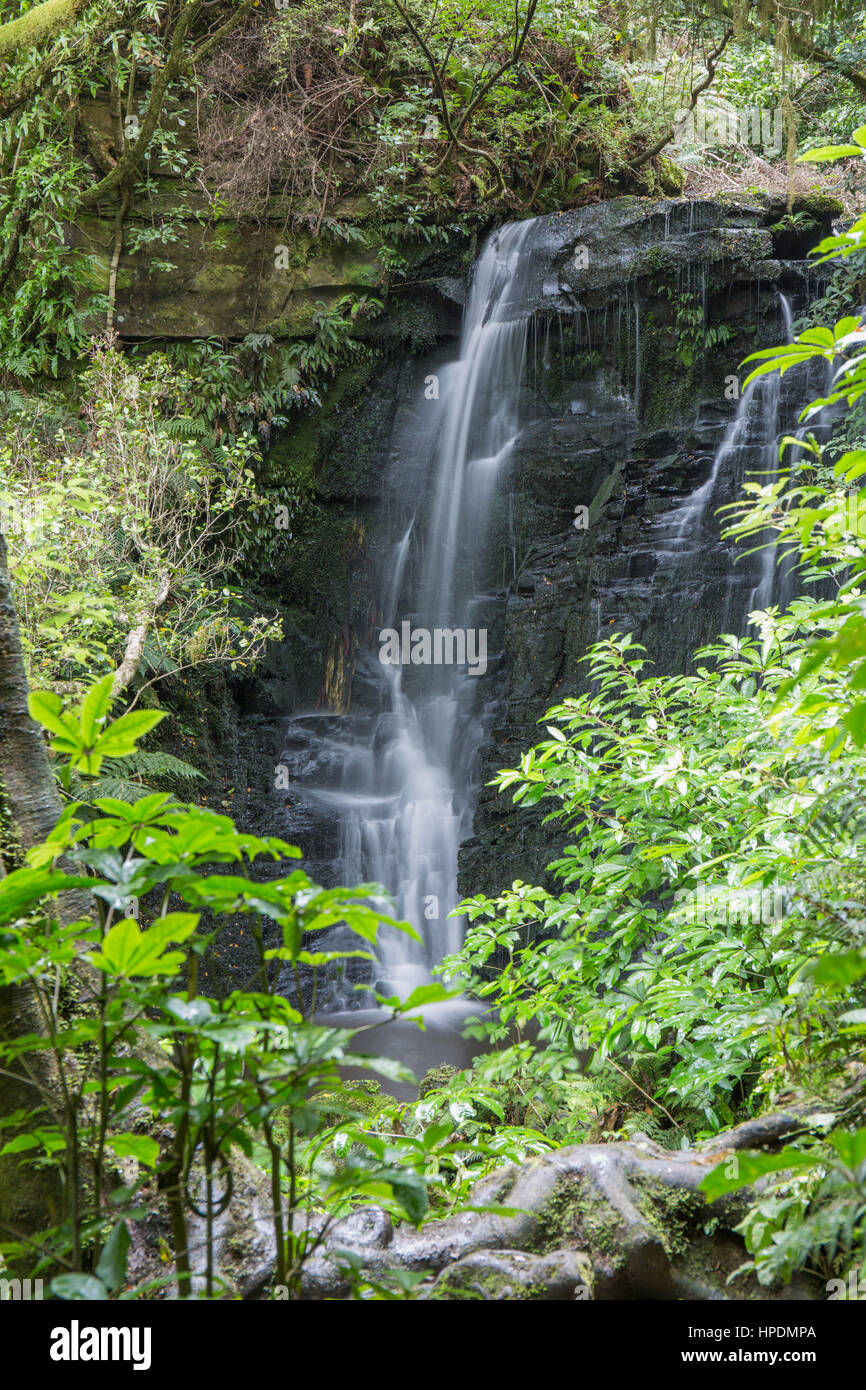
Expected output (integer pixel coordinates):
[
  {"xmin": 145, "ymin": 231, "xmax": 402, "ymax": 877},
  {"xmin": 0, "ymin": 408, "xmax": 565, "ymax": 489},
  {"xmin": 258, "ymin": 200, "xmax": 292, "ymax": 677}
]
[
  {"xmin": 105, "ymin": 1133, "xmax": 160, "ymax": 1167},
  {"xmin": 699, "ymin": 1147, "xmax": 820, "ymax": 1202},
  {"xmin": 798, "ymin": 144, "xmax": 862, "ymax": 162},
  {"xmin": 0, "ymin": 867, "xmax": 96, "ymax": 921},
  {"xmin": 0, "ymin": 1133, "xmax": 40, "ymax": 1156},
  {"xmin": 51, "ymin": 1274, "xmax": 108, "ymax": 1301},
  {"xmin": 803, "ymin": 949, "xmax": 866, "ymax": 987},
  {"xmin": 79, "ymin": 675, "xmax": 115, "ymax": 743},
  {"xmin": 94, "ymin": 709, "xmax": 166, "ymax": 757},
  {"xmin": 95, "ymin": 1220, "xmax": 130, "ymax": 1291},
  {"xmin": 28, "ymin": 689, "xmax": 76, "ymax": 739}
]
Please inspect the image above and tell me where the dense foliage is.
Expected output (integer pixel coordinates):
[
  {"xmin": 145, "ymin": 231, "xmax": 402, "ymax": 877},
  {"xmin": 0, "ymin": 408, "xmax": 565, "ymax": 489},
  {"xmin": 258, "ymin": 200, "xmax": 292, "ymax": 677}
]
[
  {"xmin": 2, "ymin": 0, "xmax": 866, "ymax": 1303},
  {"xmin": 435, "ymin": 146, "xmax": 866, "ymax": 1290}
]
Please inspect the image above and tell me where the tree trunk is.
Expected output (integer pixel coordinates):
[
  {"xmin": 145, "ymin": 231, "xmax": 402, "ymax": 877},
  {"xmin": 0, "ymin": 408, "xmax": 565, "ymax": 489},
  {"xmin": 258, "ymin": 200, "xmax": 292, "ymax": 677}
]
[
  {"xmin": 0, "ymin": 534, "xmax": 64, "ymax": 858},
  {"xmin": 0, "ymin": 531, "xmax": 67, "ymax": 1267},
  {"xmin": 0, "ymin": 0, "xmax": 87, "ymax": 64}
]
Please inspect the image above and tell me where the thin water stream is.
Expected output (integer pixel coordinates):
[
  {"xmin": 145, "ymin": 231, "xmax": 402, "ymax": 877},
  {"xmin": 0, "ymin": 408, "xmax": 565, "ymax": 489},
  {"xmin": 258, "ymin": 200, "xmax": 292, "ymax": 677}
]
[{"xmin": 292, "ymin": 222, "xmax": 536, "ymax": 1015}]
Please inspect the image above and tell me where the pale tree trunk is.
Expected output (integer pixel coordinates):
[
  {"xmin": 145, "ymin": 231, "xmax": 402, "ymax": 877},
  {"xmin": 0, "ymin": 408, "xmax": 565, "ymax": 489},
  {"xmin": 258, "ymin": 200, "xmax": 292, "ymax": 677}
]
[{"xmin": 112, "ymin": 571, "xmax": 170, "ymax": 696}]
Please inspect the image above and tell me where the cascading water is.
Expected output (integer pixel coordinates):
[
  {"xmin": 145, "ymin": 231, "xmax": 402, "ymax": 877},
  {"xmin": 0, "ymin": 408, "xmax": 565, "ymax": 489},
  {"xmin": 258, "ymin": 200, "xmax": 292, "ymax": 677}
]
[
  {"xmin": 296, "ymin": 220, "xmax": 535, "ymax": 1002},
  {"xmin": 640, "ymin": 290, "xmax": 820, "ymax": 636},
  {"xmin": 744, "ymin": 293, "xmax": 792, "ymax": 615}
]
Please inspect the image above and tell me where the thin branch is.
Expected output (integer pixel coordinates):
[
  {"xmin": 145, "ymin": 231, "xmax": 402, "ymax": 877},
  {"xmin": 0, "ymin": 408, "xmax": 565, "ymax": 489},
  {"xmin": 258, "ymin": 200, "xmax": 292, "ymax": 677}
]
[
  {"xmin": 630, "ymin": 26, "xmax": 734, "ymax": 171},
  {"xmin": 789, "ymin": 29, "xmax": 866, "ymax": 97},
  {"xmin": 111, "ymin": 571, "xmax": 171, "ymax": 697},
  {"xmin": 78, "ymin": 0, "xmax": 204, "ymax": 210}
]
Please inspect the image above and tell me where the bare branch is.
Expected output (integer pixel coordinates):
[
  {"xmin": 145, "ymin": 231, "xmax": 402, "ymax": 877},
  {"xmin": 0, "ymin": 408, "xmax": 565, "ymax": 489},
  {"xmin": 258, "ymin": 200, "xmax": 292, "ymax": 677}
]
[
  {"xmin": 630, "ymin": 25, "xmax": 734, "ymax": 172},
  {"xmin": 111, "ymin": 571, "xmax": 171, "ymax": 697},
  {"xmin": 77, "ymin": 0, "xmax": 204, "ymax": 210}
]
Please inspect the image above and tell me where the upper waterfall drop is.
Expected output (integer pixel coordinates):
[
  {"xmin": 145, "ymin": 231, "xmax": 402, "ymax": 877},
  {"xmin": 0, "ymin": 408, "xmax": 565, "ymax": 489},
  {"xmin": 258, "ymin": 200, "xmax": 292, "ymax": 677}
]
[
  {"xmin": 419, "ymin": 219, "xmax": 534, "ymax": 625},
  {"xmin": 297, "ymin": 218, "xmax": 538, "ymax": 1000}
]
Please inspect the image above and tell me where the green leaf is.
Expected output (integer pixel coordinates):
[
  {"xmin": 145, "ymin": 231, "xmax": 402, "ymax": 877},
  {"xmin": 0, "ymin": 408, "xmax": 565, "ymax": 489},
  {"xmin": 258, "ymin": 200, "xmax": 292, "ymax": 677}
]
[
  {"xmin": 51, "ymin": 1274, "xmax": 109, "ymax": 1301},
  {"xmin": 95, "ymin": 1220, "xmax": 130, "ymax": 1291},
  {"xmin": 389, "ymin": 983, "xmax": 462, "ymax": 1013},
  {"xmin": 0, "ymin": 1133, "xmax": 40, "ymax": 1156},
  {"xmin": 803, "ymin": 949, "xmax": 866, "ymax": 987},
  {"xmin": 354, "ymin": 1054, "xmax": 417, "ymax": 1085},
  {"xmin": 28, "ymin": 689, "xmax": 76, "ymax": 739},
  {"xmin": 94, "ymin": 709, "xmax": 166, "ymax": 757},
  {"xmin": 105, "ymin": 1133, "xmax": 160, "ymax": 1167},
  {"xmin": 828, "ymin": 1127, "xmax": 866, "ymax": 1170},
  {"xmin": 843, "ymin": 702, "xmax": 866, "ymax": 745},
  {"xmin": 798, "ymin": 144, "xmax": 862, "ymax": 163},
  {"xmin": 88, "ymin": 918, "xmax": 187, "ymax": 978},
  {"xmin": 79, "ymin": 675, "xmax": 115, "ymax": 743},
  {"xmin": 387, "ymin": 1171, "xmax": 428, "ymax": 1225},
  {"xmin": 0, "ymin": 867, "xmax": 96, "ymax": 921},
  {"xmin": 164, "ymin": 996, "xmax": 214, "ymax": 1026},
  {"xmin": 699, "ymin": 1147, "xmax": 820, "ymax": 1202}
]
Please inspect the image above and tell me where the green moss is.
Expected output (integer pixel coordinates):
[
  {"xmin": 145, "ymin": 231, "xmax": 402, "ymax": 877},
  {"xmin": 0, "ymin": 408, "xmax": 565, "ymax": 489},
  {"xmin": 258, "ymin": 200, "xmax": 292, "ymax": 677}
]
[
  {"xmin": 368, "ymin": 298, "xmax": 441, "ymax": 354},
  {"xmin": 791, "ymin": 192, "xmax": 844, "ymax": 219},
  {"xmin": 658, "ymin": 157, "xmax": 686, "ymax": 195},
  {"xmin": 0, "ymin": 0, "xmax": 83, "ymax": 60},
  {"xmin": 640, "ymin": 310, "xmax": 703, "ymax": 429},
  {"xmin": 433, "ymin": 1264, "xmax": 540, "ymax": 1300},
  {"xmin": 0, "ymin": 778, "xmax": 24, "ymax": 872},
  {"xmin": 310, "ymin": 1080, "xmax": 388, "ymax": 1129},
  {"xmin": 638, "ymin": 245, "xmax": 678, "ymax": 277},
  {"xmin": 418, "ymin": 1064, "xmax": 458, "ymax": 1099},
  {"xmin": 536, "ymin": 1177, "xmax": 621, "ymax": 1255},
  {"xmin": 630, "ymin": 1172, "xmax": 704, "ymax": 1256}
]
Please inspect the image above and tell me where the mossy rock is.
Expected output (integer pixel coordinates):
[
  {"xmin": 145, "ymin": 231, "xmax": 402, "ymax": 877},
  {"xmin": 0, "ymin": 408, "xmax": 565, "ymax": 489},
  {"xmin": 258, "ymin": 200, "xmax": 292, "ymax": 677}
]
[
  {"xmin": 658, "ymin": 156, "xmax": 686, "ymax": 195},
  {"xmin": 418, "ymin": 1064, "xmax": 458, "ymax": 1098},
  {"xmin": 792, "ymin": 191, "xmax": 844, "ymax": 220},
  {"xmin": 306, "ymin": 1080, "xmax": 390, "ymax": 1131}
]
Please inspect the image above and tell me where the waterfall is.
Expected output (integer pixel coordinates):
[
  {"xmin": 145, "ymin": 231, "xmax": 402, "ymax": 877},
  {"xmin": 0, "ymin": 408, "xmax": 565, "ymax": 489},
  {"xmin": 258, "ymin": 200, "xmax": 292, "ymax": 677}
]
[
  {"xmin": 643, "ymin": 290, "xmax": 809, "ymax": 635},
  {"xmin": 298, "ymin": 220, "xmax": 535, "ymax": 1001},
  {"xmin": 276, "ymin": 205, "xmax": 832, "ymax": 1017},
  {"xmin": 663, "ymin": 373, "xmax": 780, "ymax": 554},
  {"xmin": 745, "ymin": 293, "xmax": 792, "ymax": 613}
]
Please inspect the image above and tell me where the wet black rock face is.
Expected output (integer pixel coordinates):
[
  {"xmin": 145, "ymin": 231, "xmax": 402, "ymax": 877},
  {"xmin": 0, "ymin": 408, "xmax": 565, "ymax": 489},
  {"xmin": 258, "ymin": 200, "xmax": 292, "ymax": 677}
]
[{"xmin": 190, "ymin": 195, "xmax": 835, "ymax": 989}]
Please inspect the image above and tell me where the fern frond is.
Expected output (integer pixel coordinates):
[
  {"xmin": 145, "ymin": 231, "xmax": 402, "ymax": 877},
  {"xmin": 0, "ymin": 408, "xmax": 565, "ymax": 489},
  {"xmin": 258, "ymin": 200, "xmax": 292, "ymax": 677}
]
[
  {"xmin": 74, "ymin": 775, "xmax": 165, "ymax": 805},
  {"xmin": 162, "ymin": 415, "xmax": 211, "ymax": 439},
  {"xmin": 113, "ymin": 751, "xmax": 202, "ymax": 781},
  {"xmin": 66, "ymin": 749, "xmax": 202, "ymax": 805}
]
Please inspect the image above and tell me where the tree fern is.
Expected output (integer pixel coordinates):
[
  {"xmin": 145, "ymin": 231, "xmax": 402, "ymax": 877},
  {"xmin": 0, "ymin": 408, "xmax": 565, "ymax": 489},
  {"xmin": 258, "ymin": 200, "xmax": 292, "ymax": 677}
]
[
  {"xmin": 70, "ymin": 750, "xmax": 202, "ymax": 805},
  {"xmin": 162, "ymin": 415, "xmax": 211, "ymax": 440}
]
